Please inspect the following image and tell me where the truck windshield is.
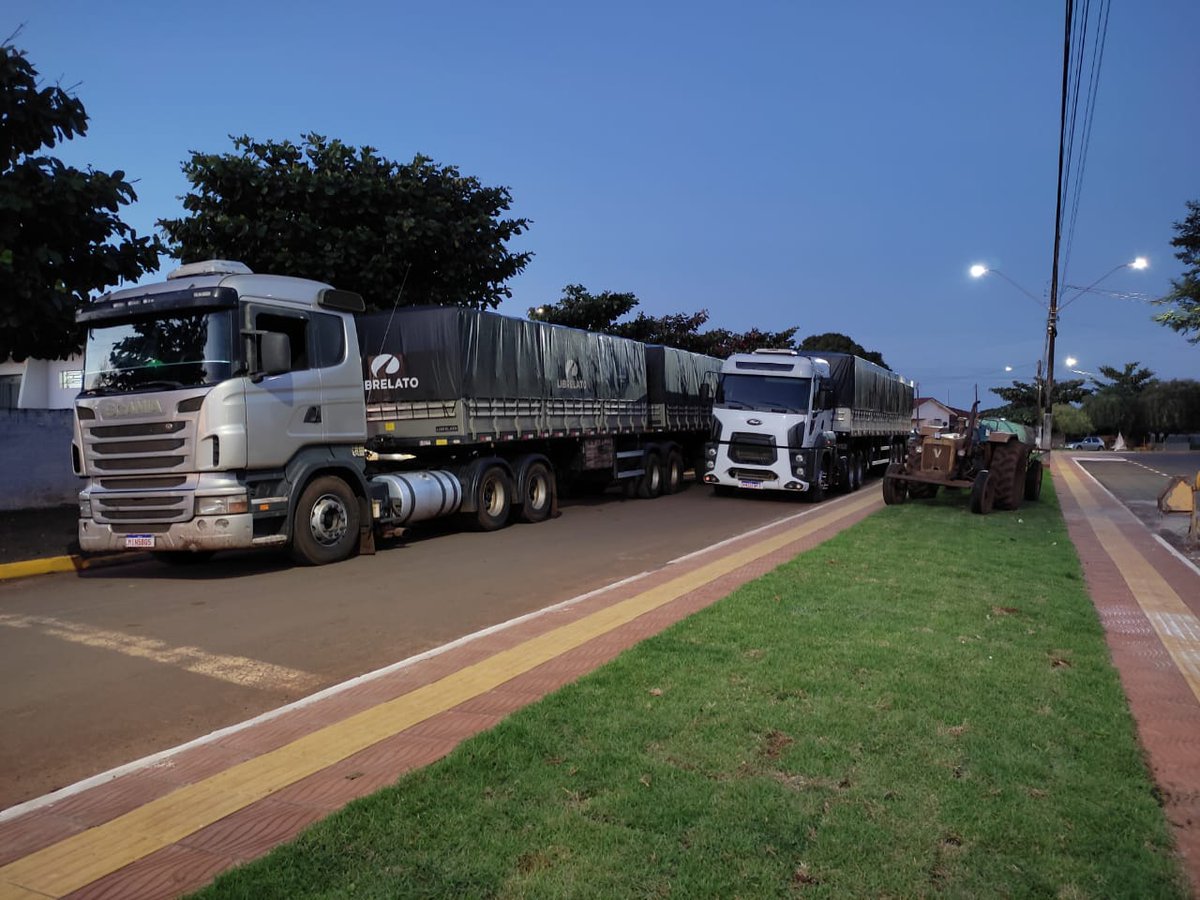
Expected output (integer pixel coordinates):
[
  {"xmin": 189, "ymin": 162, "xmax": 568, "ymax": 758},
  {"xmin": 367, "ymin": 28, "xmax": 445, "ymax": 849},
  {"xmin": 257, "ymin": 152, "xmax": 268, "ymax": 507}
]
[
  {"xmin": 81, "ymin": 310, "xmax": 237, "ymax": 394},
  {"xmin": 717, "ymin": 374, "xmax": 811, "ymax": 413}
]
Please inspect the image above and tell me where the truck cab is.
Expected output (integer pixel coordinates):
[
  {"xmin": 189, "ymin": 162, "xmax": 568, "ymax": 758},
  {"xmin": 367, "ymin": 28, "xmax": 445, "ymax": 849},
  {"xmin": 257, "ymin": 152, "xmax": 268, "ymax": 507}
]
[
  {"xmin": 702, "ymin": 350, "xmax": 835, "ymax": 496},
  {"xmin": 73, "ymin": 260, "xmax": 373, "ymax": 562}
]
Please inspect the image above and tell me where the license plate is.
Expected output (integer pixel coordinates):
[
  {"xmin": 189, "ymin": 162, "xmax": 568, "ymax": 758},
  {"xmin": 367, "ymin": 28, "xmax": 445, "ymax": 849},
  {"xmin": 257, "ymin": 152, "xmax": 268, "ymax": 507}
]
[
  {"xmin": 738, "ymin": 480, "xmax": 764, "ymax": 490},
  {"xmin": 125, "ymin": 534, "xmax": 155, "ymax": 549}
]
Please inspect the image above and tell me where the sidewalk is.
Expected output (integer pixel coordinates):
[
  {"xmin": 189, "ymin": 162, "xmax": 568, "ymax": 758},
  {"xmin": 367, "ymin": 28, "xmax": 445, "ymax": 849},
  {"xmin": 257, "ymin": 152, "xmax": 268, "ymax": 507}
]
[{"xmin": 0, "ymin": 464, "xmax": 1198, "ymax": 898}]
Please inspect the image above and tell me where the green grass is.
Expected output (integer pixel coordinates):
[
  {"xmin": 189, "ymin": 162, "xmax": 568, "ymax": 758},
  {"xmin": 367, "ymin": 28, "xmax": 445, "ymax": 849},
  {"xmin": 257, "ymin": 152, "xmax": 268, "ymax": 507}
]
[{"xmin": 194, "ymin": 478, "xmax": 1188, "ymax": 898}]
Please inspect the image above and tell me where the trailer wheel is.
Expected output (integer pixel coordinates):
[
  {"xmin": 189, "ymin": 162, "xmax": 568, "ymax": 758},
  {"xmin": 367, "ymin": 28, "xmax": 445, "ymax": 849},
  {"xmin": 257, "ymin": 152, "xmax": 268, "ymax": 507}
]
[
  {"xmin": 882, "ymin": 463, "xmax": 907, "ymax": 505},
  {"xmin": 1024, "ymin": 458, "xmax": 1044, "ymax": 501},
  {"xmin": 969, "ymin": 470, "xmax": 995, "ymax": 515},
  {"xmin": 850, "ymin": 452, "xmax": 864, "ymax": 491},
  {"xmin": 291, "ymin": 475, "xmax": 360, "ymax": 565},
  {"xmin": 516, "ymin": 461, "xmax": 554, "ymax": 524},
  {"xmin": 471, "ymin": 465, "xmax": 512, "ymax": 531},
  {"xmin": 663, "ymin": 450, "xmax": 685, "ymax": 494},
  {"xmin": 637, "ymin": 452, "xmax": 663, "ymax": 499}
]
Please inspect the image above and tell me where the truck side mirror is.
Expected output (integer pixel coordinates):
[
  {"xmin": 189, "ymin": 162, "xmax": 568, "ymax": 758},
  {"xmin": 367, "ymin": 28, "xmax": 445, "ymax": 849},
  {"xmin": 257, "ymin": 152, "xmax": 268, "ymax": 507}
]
[{"xmin": 259, "ymin": 332, "xmax": 292, "ymax": 377}]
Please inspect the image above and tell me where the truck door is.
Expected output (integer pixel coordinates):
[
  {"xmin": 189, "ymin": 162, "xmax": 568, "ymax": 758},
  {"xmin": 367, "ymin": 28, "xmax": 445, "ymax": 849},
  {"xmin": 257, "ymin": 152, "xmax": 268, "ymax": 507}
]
[
  {"xmin": 242, "ymin": 306, "xmax": 325, "ymax": 468},
  {"xmin": 311, "ymin": 311, "xmax": 367, "ymax": 443}
]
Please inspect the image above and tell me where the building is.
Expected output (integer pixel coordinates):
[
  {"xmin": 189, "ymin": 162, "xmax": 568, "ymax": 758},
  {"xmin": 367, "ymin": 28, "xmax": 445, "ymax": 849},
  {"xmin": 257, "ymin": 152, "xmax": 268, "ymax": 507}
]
[{"xmin": 0, "ymin": 356, "xmax": 84, "ymax": 410}]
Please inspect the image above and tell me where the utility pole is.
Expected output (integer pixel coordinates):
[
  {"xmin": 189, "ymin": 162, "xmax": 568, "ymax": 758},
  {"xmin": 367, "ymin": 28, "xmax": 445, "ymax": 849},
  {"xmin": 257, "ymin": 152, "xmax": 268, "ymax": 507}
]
[{"xmin": 1044, "ymin": 0, "xmax": 1074, "ymax": 452}]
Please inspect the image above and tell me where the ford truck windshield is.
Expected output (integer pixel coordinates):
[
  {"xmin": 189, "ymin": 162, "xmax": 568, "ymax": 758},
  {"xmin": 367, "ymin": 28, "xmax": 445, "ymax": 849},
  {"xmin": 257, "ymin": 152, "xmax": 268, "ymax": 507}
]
[
  {"xmin": 716, "ymin": 374, "xmax": 811, "ymax": 414},
  {"xmin": 81, "ymin": 310, "xmax": 237, "ymax": 395}
]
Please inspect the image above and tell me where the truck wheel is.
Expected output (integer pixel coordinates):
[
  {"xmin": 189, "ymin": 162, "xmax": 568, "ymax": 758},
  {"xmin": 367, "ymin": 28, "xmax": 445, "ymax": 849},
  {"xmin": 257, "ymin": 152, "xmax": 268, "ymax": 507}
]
[
  {"xmin": 1024, "ymin": 459, "xmax": 1044, "ymax": 501},
  {"xmin": 807, "ymin": 460, "xmax": 827, "ymax": 503},
  {"xmin": 471, "ymin": 465, "xmax": 512, "ymax": 531},
  {"xmin": 882, "ymin": 463, "xmax": 907, "ymax": 505},
  {"xmin": 516, "ymin": 461, "xmax": 554, "ymax": 524},
  {"xmin": 637, "ymin": 452, "xmax": 663, "ymax": 499},
  {"xmin": 969, "ymin": 470, "xmax": 995, "ymax": 515},
  {"xmin": 291, "ymin": 476, "xmax": 360, "ymax": 565},
  {"xmin": 663, "ymin": 450, "xmax": 685, "ymax": 494}
]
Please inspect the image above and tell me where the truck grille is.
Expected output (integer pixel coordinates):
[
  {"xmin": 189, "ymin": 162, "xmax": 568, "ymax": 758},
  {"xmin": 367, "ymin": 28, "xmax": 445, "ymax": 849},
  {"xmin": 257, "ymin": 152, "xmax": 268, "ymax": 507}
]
[
  {"xmin": 80, "ymin": 408, "xmax": 196, "ymax": 475},
  {"xmin": 728, "ymin": 432, "xmax": 777, "ymax": 465}
]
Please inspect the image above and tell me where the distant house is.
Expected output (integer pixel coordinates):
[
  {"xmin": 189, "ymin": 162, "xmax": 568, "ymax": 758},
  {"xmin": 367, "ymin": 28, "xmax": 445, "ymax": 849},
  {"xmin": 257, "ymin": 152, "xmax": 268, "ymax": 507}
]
[
  {"xmin": 0, "ymin": 356, "xmax": 83, "ymax": 410},
  {"xmin": 912, "ymin": 397, "xmax": 956, "ymax": 431}
]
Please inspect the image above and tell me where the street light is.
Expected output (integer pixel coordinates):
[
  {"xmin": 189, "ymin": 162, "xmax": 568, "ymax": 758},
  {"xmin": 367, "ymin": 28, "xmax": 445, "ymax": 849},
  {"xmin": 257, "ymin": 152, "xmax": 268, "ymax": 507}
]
[
  {"xmin": 968, "ymin": 264, "xmax": 1046, "ymax": 307},
  {"xmin": 1060, "ymin": 257, "xmax": 1149, "ymax": 309}
]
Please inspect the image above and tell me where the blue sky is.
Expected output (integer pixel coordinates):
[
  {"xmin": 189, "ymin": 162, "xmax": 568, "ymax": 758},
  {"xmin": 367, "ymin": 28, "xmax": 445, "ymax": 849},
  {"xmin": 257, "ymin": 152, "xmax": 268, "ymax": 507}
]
[{"xmin": 8, "ymin": 1, "xmax": 1198, "ymax": 406}]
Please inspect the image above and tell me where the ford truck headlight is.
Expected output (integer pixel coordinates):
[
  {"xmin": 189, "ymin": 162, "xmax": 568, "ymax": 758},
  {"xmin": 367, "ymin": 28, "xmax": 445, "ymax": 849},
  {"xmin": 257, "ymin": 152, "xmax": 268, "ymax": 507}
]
[{"xmin": 196, "ymin": 495, "xmax": 249, "ymax": 516}]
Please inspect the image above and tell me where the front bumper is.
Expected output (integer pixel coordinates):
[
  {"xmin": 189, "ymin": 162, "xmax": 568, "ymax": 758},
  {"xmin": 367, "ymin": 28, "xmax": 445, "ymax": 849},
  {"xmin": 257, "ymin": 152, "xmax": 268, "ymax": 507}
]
[{"xmin": 78, "ymin": 513, "xmax": 254, "ymax": 554}]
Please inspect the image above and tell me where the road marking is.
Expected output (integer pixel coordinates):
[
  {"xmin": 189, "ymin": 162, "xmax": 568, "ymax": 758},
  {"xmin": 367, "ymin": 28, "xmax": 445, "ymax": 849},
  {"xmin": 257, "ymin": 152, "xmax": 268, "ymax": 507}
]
[
  {"xmin": 0, "ymin": 490, "xmax": 881, "ymax": 899},
  {"xmin": 1058, "ymin": 459, "xmax": 1200, "ymax": 703},
  {"xmin": 0, "ymin": 614, "xmax": 320, "ymax": 692}
]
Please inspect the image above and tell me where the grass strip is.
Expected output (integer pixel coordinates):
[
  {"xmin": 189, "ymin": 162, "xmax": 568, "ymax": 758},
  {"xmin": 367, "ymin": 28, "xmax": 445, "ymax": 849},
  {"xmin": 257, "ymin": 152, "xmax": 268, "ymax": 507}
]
[{"xmin": 195, "ymin": 478, "xmax": 1187, "ymax": 898}]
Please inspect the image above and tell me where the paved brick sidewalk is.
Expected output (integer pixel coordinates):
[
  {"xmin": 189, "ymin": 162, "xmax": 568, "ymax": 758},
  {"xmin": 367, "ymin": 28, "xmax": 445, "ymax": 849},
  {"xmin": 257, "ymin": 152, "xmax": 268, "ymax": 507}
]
[{"xmin": 1055, "ymin": 455, "xmax": 1200, "ymax": 897}]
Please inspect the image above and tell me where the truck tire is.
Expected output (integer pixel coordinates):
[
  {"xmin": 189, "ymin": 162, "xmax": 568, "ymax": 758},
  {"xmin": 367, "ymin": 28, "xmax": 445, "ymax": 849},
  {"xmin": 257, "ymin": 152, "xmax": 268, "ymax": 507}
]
[
  {"xmin": 1024, "ymin": 458, "xmax": 1044, "ymax": 501},
  {"xmin": 469, "ymin": 465, "xmax": 512, "ymax": 531},
  {"xmin": 882, "ymin": 463, "xmax": 907, "ymax": 505},
  {"xmin": 663, "ymin": 449, "xmax": 685, "ymax": 494},
  {"xmin": 637, "ymin": 452, "xmax": 663, "ymax": 499},
  {"xmin": 807, "ymin": 456, "xmax": 828, "ymax": 503},
  {"xmin": 851, "ymin": 452, "xmax": 864, "ymax": 491},
  {"xmin": 969, "ymin": 470, "xmax": 995, "ymax": 515},
  {"xmin": 990, "ymin": 442, "xmax": 1023, "ymax": 510},
  {"xmin": 291, "ymin": 475, "xmax": 360, "ymax": 565},
  {"xmin": 516, "ymin": 461, "xmax": 554, "ymax": 524}
]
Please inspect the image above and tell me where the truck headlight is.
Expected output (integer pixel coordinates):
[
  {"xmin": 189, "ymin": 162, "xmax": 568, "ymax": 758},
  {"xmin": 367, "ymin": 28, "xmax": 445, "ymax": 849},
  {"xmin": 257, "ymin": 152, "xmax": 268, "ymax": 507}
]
[
  {"xmin": 79, "ymin": 499, "xmax": 92, "ymax": 519},
  {"xmin": 195, "ymin": 495, "xmax": 249, "ymax": 516}
]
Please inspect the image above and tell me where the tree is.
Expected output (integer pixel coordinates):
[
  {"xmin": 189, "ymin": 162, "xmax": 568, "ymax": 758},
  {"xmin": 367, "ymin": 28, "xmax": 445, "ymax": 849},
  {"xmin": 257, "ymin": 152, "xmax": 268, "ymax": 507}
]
[
  {"xmin": 988, "ymin": 377, "xmax": 1089, "ymax": 426},
  {"xmin": 1140, "ymin": 379, "xmax": 1200, "ymax": 437},
  {"xmin": 1082, "ymin": 362, "xmax": 1157, "ymax": 440},
  {"xmin": 159, "ymin": 134, "xmax": 531, "ymax": 311},
  {"xmin": 1052, "ymin": 402, "xmax": 1093, "ymax": 440},
  {"xmin": 0, "ymin": 41, "xmax": 160, "ymax": 362},
  {"xmin": 798, "ymin": 332, "xmax": 888, "ymax": 369},
  {"xmin": 529, "ymin": 285, "xmax": 799, "ymax": 358},
  {"xmin": 1153, "ymin": 199, "xmax": 1200, "ymax": 342}
]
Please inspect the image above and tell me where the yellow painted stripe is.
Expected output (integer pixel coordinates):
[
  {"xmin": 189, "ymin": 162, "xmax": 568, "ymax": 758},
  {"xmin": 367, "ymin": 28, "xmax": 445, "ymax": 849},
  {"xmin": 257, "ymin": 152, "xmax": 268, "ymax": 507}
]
[
  {"xmin": 0, "ymin": 615, "xmax": 320, "ymax": 691},
  {"xmin": 1058, "ymin": 460, "xmax": 1200, "ymax": 702},
  {"xmin": 0, "ymin": 492, "xmax": 881, "ymax": 899}
]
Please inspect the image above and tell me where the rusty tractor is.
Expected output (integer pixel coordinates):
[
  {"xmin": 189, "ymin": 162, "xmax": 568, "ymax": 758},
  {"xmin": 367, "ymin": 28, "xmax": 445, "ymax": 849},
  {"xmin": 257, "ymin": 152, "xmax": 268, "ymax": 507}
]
[{"xmin": 882, "ymin": 404, "xmax": 1043, "ymax": 514}]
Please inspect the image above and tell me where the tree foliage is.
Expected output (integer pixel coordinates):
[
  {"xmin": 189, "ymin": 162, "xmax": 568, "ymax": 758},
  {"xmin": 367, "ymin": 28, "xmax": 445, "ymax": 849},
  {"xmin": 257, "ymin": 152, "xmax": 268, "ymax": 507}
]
[
  {"xmin": 1082, "ymin": 362, "xmax": 1157, "ymax": 440},
  {"xmin": 0, "ymin": 42, "xmax": 160, "ymax": 361},
  {"xmin": 529, "ymin": 285, "xmax": 798, "ymax": 358},
  {"xmin": 987, "ymin": 378, "xmax": 1089, "ymax": 425},
  {"xmin": 159, "ymin": 134, "xmax": 531, "ymax": 311},
  {"xmin": 798, "ymin": 332, "xmax": 888, "ymax": 369},
  {"xmin": 1052, "ymin": 402, "xmax": 1093, "ymax": 439},
  {"xmin": 1153, "ymin": 199, "xmax": 1200, "ymax": 342}
]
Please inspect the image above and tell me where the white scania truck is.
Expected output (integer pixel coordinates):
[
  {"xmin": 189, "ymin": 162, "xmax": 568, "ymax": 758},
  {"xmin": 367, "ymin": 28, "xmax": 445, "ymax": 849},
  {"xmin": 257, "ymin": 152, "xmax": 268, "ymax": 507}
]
[
  {"xmin": 72, "ymin": 260, "xmax": 721, "ymax": 565},
  {"xmin": 701, "ymin": 349, "xmax": 913, "ymax": 499}
]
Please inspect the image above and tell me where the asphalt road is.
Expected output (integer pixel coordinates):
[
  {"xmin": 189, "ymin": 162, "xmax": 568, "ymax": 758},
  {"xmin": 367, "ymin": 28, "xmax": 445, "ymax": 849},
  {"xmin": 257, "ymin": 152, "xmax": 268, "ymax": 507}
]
[
  {"xmin": 1069, "ymin": 449, "xmax": 1200, "ymax": 566},
  {"xmin": 0, "ymin": 480, "xmax": 821, "ymax": 810}
]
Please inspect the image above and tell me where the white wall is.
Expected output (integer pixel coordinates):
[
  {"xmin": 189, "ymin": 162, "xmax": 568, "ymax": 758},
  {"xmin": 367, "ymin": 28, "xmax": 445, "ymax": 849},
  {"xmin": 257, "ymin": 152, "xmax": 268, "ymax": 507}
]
[{"xmin": 0, "ymin": 356, "xmax": 83, "ymax": 410}]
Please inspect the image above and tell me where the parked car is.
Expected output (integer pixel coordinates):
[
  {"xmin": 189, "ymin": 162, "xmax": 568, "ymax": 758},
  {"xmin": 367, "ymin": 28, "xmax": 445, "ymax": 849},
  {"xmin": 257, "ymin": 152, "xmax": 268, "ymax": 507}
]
[{"xmin": 1066, "ymin": 436, "xmax": 1106, "ymax": 451}]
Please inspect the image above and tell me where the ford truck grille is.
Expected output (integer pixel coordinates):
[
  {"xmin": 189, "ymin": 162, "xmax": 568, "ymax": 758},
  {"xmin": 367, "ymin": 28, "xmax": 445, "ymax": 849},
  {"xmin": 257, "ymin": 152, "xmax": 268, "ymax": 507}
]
[{"xmin": 728, "ymin": 432, "xmax": 777, "ymax": 465}]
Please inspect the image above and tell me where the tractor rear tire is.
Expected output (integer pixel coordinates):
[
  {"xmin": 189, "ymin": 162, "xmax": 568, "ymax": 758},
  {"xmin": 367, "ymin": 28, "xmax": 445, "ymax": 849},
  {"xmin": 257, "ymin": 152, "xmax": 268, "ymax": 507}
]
[{"xmin": 990, "ymin": 442, "xmax": 1023, "ymax": 510}]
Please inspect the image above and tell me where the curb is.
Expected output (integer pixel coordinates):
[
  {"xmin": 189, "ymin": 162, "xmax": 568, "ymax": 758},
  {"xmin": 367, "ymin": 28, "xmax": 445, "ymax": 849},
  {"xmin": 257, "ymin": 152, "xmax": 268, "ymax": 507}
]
[{"xmin": 0, "ymin": 552, "xmax": 144, "ymax": 582}]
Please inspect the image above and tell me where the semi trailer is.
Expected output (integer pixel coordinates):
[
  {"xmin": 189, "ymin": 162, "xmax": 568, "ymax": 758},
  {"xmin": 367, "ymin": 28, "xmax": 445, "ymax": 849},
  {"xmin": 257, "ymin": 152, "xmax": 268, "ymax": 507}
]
[
  {"xmin": 701, "ymin": 349, "xmax": 913, "ymax": 499},
  {"xmin": 71, "ymin": 260, "xmax": 721, "ymax": 565}
]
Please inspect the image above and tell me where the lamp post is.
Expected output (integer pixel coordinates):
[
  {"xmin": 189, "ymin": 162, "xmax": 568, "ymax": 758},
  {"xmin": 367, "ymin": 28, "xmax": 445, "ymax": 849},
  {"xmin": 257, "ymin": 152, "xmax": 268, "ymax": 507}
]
[{"xmin": 970, "ymin": 258, "xmax": 1147, "ymax": 450}]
